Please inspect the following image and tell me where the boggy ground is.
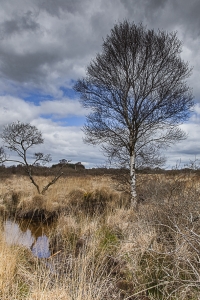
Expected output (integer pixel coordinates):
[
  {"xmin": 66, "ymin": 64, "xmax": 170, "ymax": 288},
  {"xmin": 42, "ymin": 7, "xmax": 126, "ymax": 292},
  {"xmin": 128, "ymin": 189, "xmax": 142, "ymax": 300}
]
[{"xmin": 0, "ymin": 172, "xmax": 200, "ymax": 299}]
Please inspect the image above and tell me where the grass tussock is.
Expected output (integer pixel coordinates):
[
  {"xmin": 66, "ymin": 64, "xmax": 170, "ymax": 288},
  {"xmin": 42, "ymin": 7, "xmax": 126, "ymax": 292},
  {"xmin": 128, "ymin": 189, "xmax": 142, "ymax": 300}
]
[
  {"xmin": 0, "ymin": 173, "xmax": 199, "ymax": 299},
  {"xmin": 0, "ymin": 230, "xmax": 36, "ymax": 299},
  {"xmin": 0, "ymin": 175, "xmax": 122, "ymax": 218}
]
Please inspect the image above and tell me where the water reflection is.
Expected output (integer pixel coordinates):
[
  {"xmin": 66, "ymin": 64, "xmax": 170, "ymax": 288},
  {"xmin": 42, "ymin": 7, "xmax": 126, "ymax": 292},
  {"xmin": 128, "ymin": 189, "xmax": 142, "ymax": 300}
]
[
  {"xmin": 4, "ymin": 219, "xmax": 52, "ymax": 258},
  {"xmin": 32, "ymin": 235, "xmax": 50, "ymax": 258}
]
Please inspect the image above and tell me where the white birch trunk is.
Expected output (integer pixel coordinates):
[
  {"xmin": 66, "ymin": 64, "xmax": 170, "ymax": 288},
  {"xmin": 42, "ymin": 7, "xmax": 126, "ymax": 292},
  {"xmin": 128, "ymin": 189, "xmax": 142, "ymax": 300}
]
[{"xmin": 130, "ymin": 152, "xmax": 137, "ymax": 208}]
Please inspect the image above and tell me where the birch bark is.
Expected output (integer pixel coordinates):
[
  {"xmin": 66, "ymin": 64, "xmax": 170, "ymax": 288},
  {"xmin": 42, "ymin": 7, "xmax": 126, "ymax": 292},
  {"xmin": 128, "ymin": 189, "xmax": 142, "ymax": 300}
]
[{"xmin": 130, "ymin": 151, "xmax": 137, "ymax": 208}]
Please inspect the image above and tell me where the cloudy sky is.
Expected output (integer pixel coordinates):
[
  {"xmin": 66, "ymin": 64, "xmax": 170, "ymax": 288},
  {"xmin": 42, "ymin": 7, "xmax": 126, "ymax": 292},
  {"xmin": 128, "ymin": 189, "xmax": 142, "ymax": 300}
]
[{"xmin": 0, "ymin": 0, "xmax": 200, "ymax": 168}]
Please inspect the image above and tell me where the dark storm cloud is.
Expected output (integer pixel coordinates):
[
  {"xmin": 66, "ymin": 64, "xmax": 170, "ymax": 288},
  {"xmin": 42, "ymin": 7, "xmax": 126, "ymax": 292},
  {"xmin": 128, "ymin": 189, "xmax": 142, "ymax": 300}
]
[
  {"xmin": 181, "ymin": 149, "xmax": 200, "ymax": 155},
  {"xmin": 120, "ymin": 0, "xmax": 200, "ymax": 37},
  {"xmin": 0, "ymin": 11, "xmax": 40, "ymax": 38},
  {"xmin": 0, "ymin": 0, "xmax": 199, "ymax": 97},
  {"xmin": 0, "ymin": 49, "xmax": 59, "ymax": 83},
  {"xmin": 35, "ymin": 0, "xmax": 90, "ymax": 16}
]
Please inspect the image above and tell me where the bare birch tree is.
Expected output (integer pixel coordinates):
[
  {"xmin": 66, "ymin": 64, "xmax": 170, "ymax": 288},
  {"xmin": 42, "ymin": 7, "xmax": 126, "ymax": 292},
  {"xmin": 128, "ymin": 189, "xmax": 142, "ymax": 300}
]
[
  {"xmin": 74, "ymin": 21, "xmax": 193, "ymax": 208},
  {"xmin": 0, "ymin": 146, "xmax": 7, "ymax": 163},
  {"xmin": 1, "ymin": 121, "xmax": 63, "ymax": 194}
]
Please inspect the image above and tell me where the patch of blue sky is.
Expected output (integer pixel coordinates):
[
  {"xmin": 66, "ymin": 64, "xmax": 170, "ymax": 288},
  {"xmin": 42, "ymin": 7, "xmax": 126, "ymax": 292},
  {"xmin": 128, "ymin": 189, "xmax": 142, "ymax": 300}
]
[
  {"xmin": 24, "ymin": 92, "xmax": 54, "ymax": 106},
  {"xmin": 59, "ymin": 86, "xmax": 77, "ymax": 99},
  {"xmin": 40, "ymin": 114, "xmax": 86, "ymax": 126}
]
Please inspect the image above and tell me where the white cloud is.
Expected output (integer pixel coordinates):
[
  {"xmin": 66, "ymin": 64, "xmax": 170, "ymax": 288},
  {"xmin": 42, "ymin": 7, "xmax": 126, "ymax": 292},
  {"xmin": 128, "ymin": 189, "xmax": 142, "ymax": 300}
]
[
  {"xmin": 0, "ymin": 96, "xmax": 38, "ymax": 127},
  {"xmin": 0, "ymin": 95, "xmax": 103, "ymax": 167},
  {"xmin": 0, "ymin": 0, "xmax": 200, "ymax": 167},
  {"xmin": 0, "ymin": 95, "xmax": 87, "ymax": 126},
  {"xmin": 39, "ymin": 98, "xmax": 88, "ymax": 117},
  {"xmin": 165, "ymin": 106, "xmax": 200, "ymax": 167}
]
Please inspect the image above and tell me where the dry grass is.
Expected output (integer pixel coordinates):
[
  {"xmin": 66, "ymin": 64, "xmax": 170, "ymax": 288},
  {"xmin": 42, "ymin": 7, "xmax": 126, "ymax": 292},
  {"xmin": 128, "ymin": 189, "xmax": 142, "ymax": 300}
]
[
  {"xmin": 0, "ymin": 173, "xmax": 200, "ymax": 299},
  {"xmin": 0, "ymin": 175, "xmax": 121, "ymax": 216},
  {"xmin": 0, "ymin": 227, "xmax": 36, "ymax": 299},
  {"xmin": 0, "ymin": 234, "xmax": 18, "ymax": 296}
]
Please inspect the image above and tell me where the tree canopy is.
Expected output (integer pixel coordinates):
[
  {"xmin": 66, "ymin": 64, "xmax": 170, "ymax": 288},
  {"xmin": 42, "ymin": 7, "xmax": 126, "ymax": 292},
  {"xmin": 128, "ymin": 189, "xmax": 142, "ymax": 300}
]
[
  {"xmin": 75, "ymin": 21, "xmax": 193, "ymax": 206},
  {"xmin": 1, "ymin": 121, "xmax": 63, "ymax": 194}
]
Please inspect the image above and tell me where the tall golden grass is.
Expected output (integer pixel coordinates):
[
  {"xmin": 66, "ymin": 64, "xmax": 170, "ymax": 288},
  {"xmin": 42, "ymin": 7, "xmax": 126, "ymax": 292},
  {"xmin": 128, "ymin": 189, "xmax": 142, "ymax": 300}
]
[{"xmin": 0, "ymin": 173, "xmax": 199, "ymax": 299}]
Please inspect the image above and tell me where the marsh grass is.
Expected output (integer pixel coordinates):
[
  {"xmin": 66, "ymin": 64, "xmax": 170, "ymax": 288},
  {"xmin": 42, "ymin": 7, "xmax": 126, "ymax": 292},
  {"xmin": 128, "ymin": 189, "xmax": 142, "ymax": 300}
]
[
  {"xmin": 0, "ymin": 229, "xmax": 36, "ymax": 299},
  {"xmin": 0, "ymin": 173, "xmax": 200, "ymax": 299}
]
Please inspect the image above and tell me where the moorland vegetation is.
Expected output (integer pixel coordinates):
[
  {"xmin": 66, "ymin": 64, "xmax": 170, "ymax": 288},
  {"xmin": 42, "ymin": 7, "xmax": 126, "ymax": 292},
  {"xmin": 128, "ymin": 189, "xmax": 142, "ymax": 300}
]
[{"xmin": 0, "ymin": 168, "xmax": 199, "ymax": 299}]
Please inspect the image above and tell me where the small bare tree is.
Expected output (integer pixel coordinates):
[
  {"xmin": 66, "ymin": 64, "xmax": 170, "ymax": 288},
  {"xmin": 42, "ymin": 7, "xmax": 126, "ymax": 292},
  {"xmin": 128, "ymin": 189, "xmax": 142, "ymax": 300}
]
[
  {"xmin": 1, "ymin": 121, "xmax": 63, "ymax": 194},
  {"xmin": 59, "ymin": 159, "xmax": 71, "ymax": 165},
  {"xmin": 74, "ymin": 21, "xmax": 194, "ymax": 208}
]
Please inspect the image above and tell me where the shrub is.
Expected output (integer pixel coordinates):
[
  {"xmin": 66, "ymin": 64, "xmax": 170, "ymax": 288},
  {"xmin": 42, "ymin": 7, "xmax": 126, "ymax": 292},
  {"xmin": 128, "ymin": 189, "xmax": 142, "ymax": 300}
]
[
  {"xmin": 67, "ymin": 188, "xmax": 119, "ymax": 215},
  {"xmin": 2, "ymin": 191, "xmax": 22, "ymax": 216}
]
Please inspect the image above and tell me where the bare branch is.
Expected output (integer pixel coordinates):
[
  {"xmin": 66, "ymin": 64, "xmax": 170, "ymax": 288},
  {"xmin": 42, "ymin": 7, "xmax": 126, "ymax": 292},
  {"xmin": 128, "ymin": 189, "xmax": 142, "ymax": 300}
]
[
  {"xmin": 33, "ymin": 153, "xmax": 52, "ymax": 166},
  {"xmin": 74, "ymin": 21, "xmax": 193, "ymax": 207},
  {"xmin": 1, "ymin": 121, "xmax": 62, "ymax": 194},
  {"xmin": 41, "ymin": 167, "xmax": 64, "ymax": 195}
]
